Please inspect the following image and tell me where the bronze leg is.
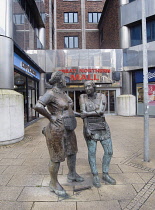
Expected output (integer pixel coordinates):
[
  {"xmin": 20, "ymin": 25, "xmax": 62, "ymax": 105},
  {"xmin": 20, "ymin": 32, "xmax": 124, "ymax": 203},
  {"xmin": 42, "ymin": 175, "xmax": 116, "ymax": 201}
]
[
  {"xmin": 49, "ymin": 160, "xmax": 67, "ymax": 196},
  {"xmin": 67, "ymin": 154, "xmax": 84, "ymax": 182}
]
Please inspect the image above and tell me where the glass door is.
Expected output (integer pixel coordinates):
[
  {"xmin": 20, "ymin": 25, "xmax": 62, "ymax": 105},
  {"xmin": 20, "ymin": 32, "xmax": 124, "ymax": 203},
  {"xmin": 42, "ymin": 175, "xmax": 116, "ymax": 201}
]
[
  {"xmin": 27, "ymin": 78, "xmax": 39, "ymax": 122},
  {"xmin": 100, "ymin": 90, "xmax": 116, "ymax": 114}
]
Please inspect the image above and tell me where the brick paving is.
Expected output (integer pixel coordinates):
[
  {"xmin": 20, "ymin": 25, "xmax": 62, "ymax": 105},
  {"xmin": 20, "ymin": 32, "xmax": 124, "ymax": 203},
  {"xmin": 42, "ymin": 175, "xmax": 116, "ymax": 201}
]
[{"xmin": 0, "ymin": 116, "xmax": 155, "ymax": 210}]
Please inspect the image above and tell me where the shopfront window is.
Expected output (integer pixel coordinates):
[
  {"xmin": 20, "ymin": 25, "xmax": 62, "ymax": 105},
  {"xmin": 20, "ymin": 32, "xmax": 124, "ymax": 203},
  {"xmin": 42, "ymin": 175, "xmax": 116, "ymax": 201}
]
[
  {"xmin": 100, "ymin": 90, "xmax": 116, "ymax": 113},
  {"xmin": 14, "ymin": 71, "xmax": 39, "ymax": 124}
]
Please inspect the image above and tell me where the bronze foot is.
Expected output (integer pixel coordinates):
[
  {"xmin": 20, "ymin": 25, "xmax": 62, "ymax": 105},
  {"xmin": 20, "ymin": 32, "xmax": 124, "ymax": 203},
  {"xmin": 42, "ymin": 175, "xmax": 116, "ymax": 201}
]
[
  {"xmin": 67, "ymin": 173, "xmax": 84, "ymax": 182},
  {"xmin": 102, "ymin": 173, "xmax": 116, "ymax": 185},
  {"xmin": 49, "ymin": 182, "xmax": 67, "ymax": 197},
  {"xmin": 93, "ymin": 175, "xmax": 101, "ymax": 188}
]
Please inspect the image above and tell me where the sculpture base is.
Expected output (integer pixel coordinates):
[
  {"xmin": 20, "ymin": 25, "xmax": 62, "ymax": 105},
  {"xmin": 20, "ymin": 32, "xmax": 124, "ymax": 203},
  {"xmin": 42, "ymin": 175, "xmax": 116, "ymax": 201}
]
[
  {"xmin": 117, "ymin": 94, "xmax": 136, "ymax": 116},
  {"xmin": 0, "ymin": 89, "xmax": 24, "ymax": 145}
]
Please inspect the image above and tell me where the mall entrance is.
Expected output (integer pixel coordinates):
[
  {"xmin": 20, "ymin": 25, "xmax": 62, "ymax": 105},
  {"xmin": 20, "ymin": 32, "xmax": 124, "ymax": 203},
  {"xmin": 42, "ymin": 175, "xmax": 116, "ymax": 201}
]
[{"xmin": 67, "ymin": 89, "xmax": 116, "ymax": 114}]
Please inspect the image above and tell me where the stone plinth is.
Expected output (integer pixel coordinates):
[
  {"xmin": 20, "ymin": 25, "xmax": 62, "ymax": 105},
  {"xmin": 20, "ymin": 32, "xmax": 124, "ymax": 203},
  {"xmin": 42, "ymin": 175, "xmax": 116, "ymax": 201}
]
[
  {"xmin": 0, "ymin": 90, "xmax": 24, "ymax": 145},
  {"xmin": 117, "ymin": 94, "xmax": 136, "ymax": 116}
]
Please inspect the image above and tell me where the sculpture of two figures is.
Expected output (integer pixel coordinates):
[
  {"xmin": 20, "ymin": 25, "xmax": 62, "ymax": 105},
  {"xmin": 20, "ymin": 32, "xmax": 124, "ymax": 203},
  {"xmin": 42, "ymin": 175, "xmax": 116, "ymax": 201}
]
[{"xmin": 34, "ymin": 71, "xmax": 116, "ymax": 197}]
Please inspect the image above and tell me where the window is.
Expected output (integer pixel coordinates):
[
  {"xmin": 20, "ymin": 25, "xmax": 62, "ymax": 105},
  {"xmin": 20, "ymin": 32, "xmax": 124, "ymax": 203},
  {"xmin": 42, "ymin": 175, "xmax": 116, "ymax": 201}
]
[
  {"xmin": 147, "ymin": 20, "xmax": 155, "ymax": 42},
  {"xmin": 64, "ymin": 36, "xmax": 78, "ymax": 48},
  {"xmin": 130, "ymin": 24, "xmax": 142, "ymax": 46},
  {"xmin": 40, "ymin": 13, "xmax": 46, "ymax": 23},
  {"xmin": 130, "ymin": 19, "xmax": 155, "ymax": 46},
  {"xmin": 88, "ymin": 12, "xmax": 101, "ymax": 23},
  {"xmin": 129, "ymin": 0, "xmax": 135, "ymax": 2},
  {"xmin": 64, "ymin": 13, "xmax": 78, "ymax": 23},
  {"xmin": 13, "ymin": 14, "xmax": 25, "ymax": 24}
]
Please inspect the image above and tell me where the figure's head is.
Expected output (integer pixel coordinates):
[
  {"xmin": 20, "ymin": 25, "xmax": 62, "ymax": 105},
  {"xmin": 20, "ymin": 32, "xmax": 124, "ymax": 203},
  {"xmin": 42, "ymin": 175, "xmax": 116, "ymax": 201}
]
[
  {"xmin": 84, "ymin": 81, "xmax": 96, "ymax": 95},
  {"xmin": 49, "ymin": 71, "xmax": 66, "ymax": 87}
]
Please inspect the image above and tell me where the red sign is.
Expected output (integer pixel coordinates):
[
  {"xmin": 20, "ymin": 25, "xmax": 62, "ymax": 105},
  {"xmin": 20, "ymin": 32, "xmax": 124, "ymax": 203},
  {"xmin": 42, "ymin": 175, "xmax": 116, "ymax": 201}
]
[{"xmin": 59, "ymin": 68, "xmax": 111, "ymax": 81}]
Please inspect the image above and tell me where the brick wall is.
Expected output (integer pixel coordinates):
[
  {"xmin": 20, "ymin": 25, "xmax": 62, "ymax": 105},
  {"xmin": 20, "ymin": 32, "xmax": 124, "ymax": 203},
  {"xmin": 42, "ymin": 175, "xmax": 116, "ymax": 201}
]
[
  {"xmin": 86, "ymin": 31, "xmax": 100, "ymax": 49},
  {"xmin": 98, "ymin": 0, "xmax": 120, "ymax": 49},
  {"xmin": 45, "ymin": 0, "xmax": 105, "ymax": 49},
  {"xmin": 45, "ymin": 0, "xmax": 50, "ymax": 49},
  {"xmin": 85, "ymin": 0, "xmax": 105, "ymax": 30},
  {"xmin": 57, "ymin": 0, "xmax": 82, "ymax": 29}
]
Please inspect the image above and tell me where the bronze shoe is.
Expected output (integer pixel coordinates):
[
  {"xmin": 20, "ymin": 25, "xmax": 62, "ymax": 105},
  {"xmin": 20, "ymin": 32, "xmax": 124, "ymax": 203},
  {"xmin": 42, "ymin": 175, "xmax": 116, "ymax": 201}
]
[
  {"xmin": 102, "ymin": 173, "xmax": 116, "ymax": 185},
  {"xmin": 67, "ymin": 173, "xmax": 84, "ymax": 182},
  {"xmin": 49, "ymin": 182, "xmax": 67, "ymax": 197},
  {"xmin": 93, "ymin": 175, "xmax": 101, "ymax": 188}
]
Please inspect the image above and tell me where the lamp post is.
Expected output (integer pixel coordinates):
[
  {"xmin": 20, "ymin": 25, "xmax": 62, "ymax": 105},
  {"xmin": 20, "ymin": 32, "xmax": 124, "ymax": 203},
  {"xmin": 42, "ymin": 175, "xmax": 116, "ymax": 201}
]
[{"xmin": 142, "ymin": 0, "xmax": 149, "ymax": 162}]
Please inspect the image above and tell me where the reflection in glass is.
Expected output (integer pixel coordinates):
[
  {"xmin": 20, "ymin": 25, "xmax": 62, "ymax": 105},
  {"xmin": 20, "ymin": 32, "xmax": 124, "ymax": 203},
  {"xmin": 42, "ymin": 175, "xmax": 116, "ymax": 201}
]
[{"xmin": 14, "ymin": 71, "xmax": 39, "ymax": 124}]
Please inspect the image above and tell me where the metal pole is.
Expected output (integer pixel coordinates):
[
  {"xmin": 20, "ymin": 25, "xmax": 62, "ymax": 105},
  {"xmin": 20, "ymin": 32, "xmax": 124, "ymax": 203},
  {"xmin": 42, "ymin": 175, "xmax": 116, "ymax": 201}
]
[{"xmin": 142, "ymin": 0, "xmax": 149, "ymax": 161}]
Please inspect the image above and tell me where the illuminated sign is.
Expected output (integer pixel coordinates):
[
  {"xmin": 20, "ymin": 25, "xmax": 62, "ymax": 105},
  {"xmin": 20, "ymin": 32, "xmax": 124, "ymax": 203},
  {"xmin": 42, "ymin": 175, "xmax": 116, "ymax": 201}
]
[
  {"xmin": 58, "ymin": 68, "xmax": 111, "ymax": 82},
  {"xmin": 14, "ymin": 53, "xmax": 40, "ymax": 80}
]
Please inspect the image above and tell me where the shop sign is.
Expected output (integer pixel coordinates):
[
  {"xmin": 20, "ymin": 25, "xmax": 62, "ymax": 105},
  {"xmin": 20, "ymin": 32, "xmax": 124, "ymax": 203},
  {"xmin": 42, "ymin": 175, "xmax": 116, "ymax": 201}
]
[
  {"xmin": 55, "ymin": 67, "xmax": 121, "ymax": 87},
  {"xmin": 58, "ymin": 68, "xmax": 113, "ymax": 83},
  {"xmin": 14, "ymin": 53, "xmax": 40, "ymax": 80}
]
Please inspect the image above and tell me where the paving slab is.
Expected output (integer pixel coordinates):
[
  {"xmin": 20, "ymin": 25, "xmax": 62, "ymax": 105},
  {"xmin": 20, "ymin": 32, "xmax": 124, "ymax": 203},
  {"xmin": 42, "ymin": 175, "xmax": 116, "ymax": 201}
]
[
  {"xmin": 2, "ymin": 165, "xmax": 34, "ymax": 175},
  {"xmin": 98, "ymin": 184, "xmax": 137, "ymax": 200},
  {"xmin": 0, "ymin": 158, "xmax": 25, "ymax": 166},
  {"xmin": 118, "ymin": 164, "xmax": 148, "ymax": 173},
  {"xmin": 113, "ymin": 172, "xmax": 145, "ymax": 184},
  {"xmin": 137, "ymin": 172, "xmax": 154, "ymax": 183},
  {"xmin": 7, "ymin": 174, "xmax": 44, "ymax": 187},
  {"xmin": 77, "ymin": 200, "xmax": 121, "ymax": 210},
  {"xmin": 0, "ymin": 201, "xmax": 33, "ymax": 210},
  {"xmin": 0, "ymin": 186, "xmax": 23, "ymax": 201},
  {"xmin": 17, "ymin": 187, "xmax": 58, "ymax": 201},
  {"xmin": 132, "ymin": 183, "xmax": 146, "ymax": 193},
  {"xmin": 32, "ymin": 202, "xmax": 76, "ymax": 210},
  {"xmin": 0, "ymin": 165, "xmax": 8, "ymax": 174},
  {"xmin": 0, "ymin": 174, "xmax": 13, "ymax": 186}
]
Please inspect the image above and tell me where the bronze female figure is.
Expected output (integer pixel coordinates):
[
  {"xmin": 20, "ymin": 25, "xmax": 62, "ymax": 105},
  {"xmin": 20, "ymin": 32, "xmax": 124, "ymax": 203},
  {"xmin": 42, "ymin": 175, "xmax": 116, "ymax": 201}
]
[
  {"xmin": 34, "ymin": 71, "xmax": 84, "ymax": 197},
  {"xmin": 79, "ymin": 81, "xmax": 116, "ymax": 188}
]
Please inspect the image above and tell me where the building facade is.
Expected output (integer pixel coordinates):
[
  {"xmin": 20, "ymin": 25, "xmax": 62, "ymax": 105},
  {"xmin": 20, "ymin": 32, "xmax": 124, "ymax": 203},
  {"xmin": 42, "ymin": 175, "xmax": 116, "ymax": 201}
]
[
  {"xmin": 0, "ymin": 0, "xmax": 46, "ymax": 145},
  {"xmin": 99, "ymin": 0, "xmax": 155, "ymax": 116},
  {"xmin": 44, "ymin": 0, "xmax": 105, "ymax": 50}
]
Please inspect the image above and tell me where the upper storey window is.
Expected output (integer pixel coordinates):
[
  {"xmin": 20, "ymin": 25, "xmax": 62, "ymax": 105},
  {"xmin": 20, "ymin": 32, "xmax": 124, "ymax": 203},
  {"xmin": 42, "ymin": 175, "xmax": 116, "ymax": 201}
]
[
  {"xmin": 64, "ymin": 13, "xmax": 78, "ymax": 23},
  {"xmin": 130, "ymin": 19, "xmax": 155, "ymax": 46},
  {"xmin": 64, "ymin": 36, "xmax": 78, "ymax": 48},
  {"xmin": 13, "ymin": 14, "xmax": 25, "ymax": 25},
  {"xmin": 88, "ymin": 12, "xmax": 101, "ymax": 23}
]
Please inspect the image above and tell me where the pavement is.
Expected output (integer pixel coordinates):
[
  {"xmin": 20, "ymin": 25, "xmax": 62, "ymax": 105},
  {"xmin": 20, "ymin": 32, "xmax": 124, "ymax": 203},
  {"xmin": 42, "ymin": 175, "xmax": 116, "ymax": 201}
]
[{"xmin": 0, "ymin": 115, "xmax": 155, "ymax": 210}]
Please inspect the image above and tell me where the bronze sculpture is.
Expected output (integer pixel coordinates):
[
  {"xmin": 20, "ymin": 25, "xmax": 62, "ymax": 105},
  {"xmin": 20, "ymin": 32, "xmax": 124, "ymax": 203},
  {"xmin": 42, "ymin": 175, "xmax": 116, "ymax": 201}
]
[
  {"xmin": 79, "ymin": 81, "xmax": 116, "ymax": 188},
  {"xmin": 34, "ymin": 71, "xmax": 84, "ymax": 197}
]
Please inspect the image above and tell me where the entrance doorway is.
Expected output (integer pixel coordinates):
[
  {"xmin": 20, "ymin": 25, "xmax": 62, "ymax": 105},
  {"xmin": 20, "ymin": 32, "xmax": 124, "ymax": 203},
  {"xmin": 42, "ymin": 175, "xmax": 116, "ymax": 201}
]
[
  {"xmin": 67, "ymin": 89, "xmax": 116, "ymax": 114},
  {"xmin": 100, "ymin": 90, "xmax": 116, "ymax": 114},
  {"xmin": 14, "ymin": 71, "xmax": 39, "ymax": 124}
]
